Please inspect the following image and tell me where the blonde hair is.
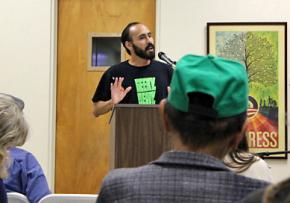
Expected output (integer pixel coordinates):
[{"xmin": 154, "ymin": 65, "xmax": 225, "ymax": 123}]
[{"xmin": 0, "ymin": 94, "xmax": 28, "ymax": 178}]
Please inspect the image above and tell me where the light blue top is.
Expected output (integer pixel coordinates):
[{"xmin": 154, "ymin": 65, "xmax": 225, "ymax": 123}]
[{"xmin": 4, "ymin": 147, "xmax": 51, "ymax": 203}]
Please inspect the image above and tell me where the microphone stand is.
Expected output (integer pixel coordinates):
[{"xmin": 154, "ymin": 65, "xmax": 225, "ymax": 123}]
[{"xmin": 255, "ymin": 150, "xmax": 290, "ymax": 158}]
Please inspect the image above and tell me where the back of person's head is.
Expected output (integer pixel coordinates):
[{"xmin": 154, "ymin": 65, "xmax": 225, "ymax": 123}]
[
  {"xmin": 165, "ymin": 54, "xmax": 248, "ymax": 150},
  {"xmin": 0, "ymin": 93, "xmax": 28, "ymax": 178},
  {"xmin": 238, "ymin": 176, "xmax": 290, "ymax": 203},
  {"xmin": 121, "ymin": 21, "xmax": 140, "ymax": 55}
]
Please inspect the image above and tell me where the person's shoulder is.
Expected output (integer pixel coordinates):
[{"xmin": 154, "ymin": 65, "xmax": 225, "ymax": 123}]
[
  {"xmin": 97, "ymin": 167, "xmax": 149, "ymax": 202},
  {"xmin": 222, "ymin": 173, "xmax": 269, "ymax": 201},
  {"xmin": 232, "ymin": 171, "xmax": 270, "ymax": 187},
  {"xmin": 105, "ymin": 166, "xmax": 147, "ymax": 178},
  {"xmin": 99, "ymin": 61, "xmax": 129, "ymax": 79},
  {"xmin": 249, "ymin": 157, "xmax": 271, "ymax": 172},
  {"xmin": 101, "ymin": 165, "xmax": 151, "ymax": 186},
  {"xmin": 246, "ymin": 157, "xmax": 273, "ymax": 182},
  {"xmin": 254, "ymin": 157, "xmax": 270, "ymax": 167},
  {"xmin": 9, "ymin": 147, "xmax": 39, "ymax": 166},
  {"xmin": 151, "ymin": 60, "xmax": 172, "ymax": 68},
  {"xmin": 109, "ymin": 61, "xmax": 129, "ymax": 71},
  {"xmin": 9, "ymin": 147, "xmax": 31, "ymax": 160},
  {"xmin": 151, "ymin": 60, "xmax": 174, "ymax": 76},
  {"xmin": 99, "ymin": 61, "xmax": 128, "ymax": 77}
]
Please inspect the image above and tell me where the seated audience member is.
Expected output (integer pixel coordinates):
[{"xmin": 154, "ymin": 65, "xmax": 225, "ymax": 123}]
[
  {"xmin": 0, "ymin": 93, "xmax": 29, "ymax": 203},
  {"xmin": 4, "ymin": 147, "xmax": 51, "ymax": 203},
  {"xmin": 224, "ymin": 135, "xmax": 273, "ymax": 182},
  {"xmin": 238, "ymin": 177, "xmax": 290, "ymax": 203},
  {"xmin": 0, "ymin": 94, "xmax": 51, "ymax": 203},
  {"xmin": 96, "ymin": 54, "xmax": 270, "ymax": 203}
]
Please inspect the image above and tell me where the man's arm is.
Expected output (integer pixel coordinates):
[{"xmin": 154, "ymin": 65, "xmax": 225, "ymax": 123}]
[
  {"xmin": 92, "ymin": 77, "xmax": 132, "ymax": 117},
  {"xmin": 93, "ymin": 100, "xmax": 114, "ymax": 117}
]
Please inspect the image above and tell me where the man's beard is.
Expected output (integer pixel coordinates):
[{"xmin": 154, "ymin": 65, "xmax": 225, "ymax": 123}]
[{"xmin": 132, "ymin": 43, "xmax": 155, "ymax": 60}]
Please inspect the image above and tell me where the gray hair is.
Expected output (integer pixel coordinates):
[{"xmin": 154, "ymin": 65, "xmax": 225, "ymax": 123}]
[{"xmin": 0, "ymin": 93, "xmax": 28, "ymax": 178}]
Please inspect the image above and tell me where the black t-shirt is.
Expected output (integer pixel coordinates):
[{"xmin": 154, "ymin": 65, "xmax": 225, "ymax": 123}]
[{"xmin": 92, "ymin": 60, "xmax": 173, "ymax": 104}]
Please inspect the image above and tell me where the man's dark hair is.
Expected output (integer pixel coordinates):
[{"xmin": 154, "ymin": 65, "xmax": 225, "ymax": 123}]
[
  {"xmin": 164, "ymin": 92, "xmax": 247, "ymax": 149},
  {"xmin": 121, "ymin": 22, "xmax": 140, "ymax": 55}
]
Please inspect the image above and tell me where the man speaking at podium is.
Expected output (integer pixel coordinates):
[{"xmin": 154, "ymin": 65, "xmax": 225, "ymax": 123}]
[{"xmin": 92, "ymin": 22, "xmax": 173, "ymax": 117}]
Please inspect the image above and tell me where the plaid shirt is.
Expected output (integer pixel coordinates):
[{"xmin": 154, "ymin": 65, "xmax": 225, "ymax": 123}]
[{"xmin": 97, "ymin": 151, "xmax": 269, "ymax": 203}]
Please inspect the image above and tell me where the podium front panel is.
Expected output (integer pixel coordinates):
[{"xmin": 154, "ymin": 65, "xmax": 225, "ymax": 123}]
[{"xmin": 110, "ymin": 104, "xmax": 171, "ymax": 169}]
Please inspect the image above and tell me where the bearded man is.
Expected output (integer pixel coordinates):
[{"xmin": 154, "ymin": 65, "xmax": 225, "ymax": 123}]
[{"xmin": 92, "ymin": 22, "xmax": 173, "ymax": 117}]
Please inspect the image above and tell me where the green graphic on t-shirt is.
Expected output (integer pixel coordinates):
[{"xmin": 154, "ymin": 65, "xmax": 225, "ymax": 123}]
[{"xmin": 134, "ymin": 77, "xmax": 156, "ymax": 104}]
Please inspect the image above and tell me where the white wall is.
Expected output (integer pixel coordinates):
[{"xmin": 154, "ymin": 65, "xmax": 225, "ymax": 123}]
[
  {"xmin": 157, "ymin": 0, "xmax": 290, "ymax": 183},
  {"xmin": 0, "ymin": 0, "xmax": 56, "ymax": 189}
]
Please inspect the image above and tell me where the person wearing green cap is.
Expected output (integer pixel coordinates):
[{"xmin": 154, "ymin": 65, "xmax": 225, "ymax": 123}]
[{"xmin": 96, "ymin": 54, "xmax": 269, "ymax": 203}]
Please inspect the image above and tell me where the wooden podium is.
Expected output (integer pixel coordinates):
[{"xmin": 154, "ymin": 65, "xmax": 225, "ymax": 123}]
[{"xmin": 110, "ymin": 104, "xmax": 171, "ymax": 169}]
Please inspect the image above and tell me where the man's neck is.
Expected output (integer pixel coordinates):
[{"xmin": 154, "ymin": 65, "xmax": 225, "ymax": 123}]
[
  {"xmin": 128, "ymin": 56, "xmax": 151, "ymax": 67},
  {"xmin": 171, "ymin": 133, "xmax": 230, "ymax": 160}
]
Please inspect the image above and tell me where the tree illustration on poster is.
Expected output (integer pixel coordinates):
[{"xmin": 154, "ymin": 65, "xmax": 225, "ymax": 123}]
[{"xmin": 207, "ymin": 22, "xmax": 287, "ymax": 158}]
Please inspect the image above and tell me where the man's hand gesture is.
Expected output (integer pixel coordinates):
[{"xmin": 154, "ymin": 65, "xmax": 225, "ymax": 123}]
[{"xmin": 111, "ymin": 77, "xmax": 132, "ymax": 104}]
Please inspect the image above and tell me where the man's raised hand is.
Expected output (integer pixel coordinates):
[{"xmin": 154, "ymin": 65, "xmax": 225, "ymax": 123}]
[{"xmin": 111, "ymin": 77, "xmax": 132, "ymax": 104}]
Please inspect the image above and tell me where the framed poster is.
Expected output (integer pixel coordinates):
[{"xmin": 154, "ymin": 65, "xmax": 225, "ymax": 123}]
[{"xmin": 207, "ymin": 22, "xmax": 287, "ymax": 158}]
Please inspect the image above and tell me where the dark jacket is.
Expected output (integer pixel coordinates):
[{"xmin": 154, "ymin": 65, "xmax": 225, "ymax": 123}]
[{"xmin": 97, "ymin": 151, "xmax": 269, "ymax": 203}]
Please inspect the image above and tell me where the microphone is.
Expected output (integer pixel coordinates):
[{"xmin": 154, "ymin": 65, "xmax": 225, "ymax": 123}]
[{"xmin": 158, "ymin": 52, "xmax": 176, "ymax": 66}]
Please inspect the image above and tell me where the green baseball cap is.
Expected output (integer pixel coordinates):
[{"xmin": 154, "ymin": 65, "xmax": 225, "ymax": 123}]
[{"xmin": 167, "ymin": 54, "xmax": 248, "ymax": 118}]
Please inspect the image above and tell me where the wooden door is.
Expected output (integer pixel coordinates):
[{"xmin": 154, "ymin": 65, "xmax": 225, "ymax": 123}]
[{"xmin": 56, "ymin": 0, "xmax": 156, "ymax": 193}]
